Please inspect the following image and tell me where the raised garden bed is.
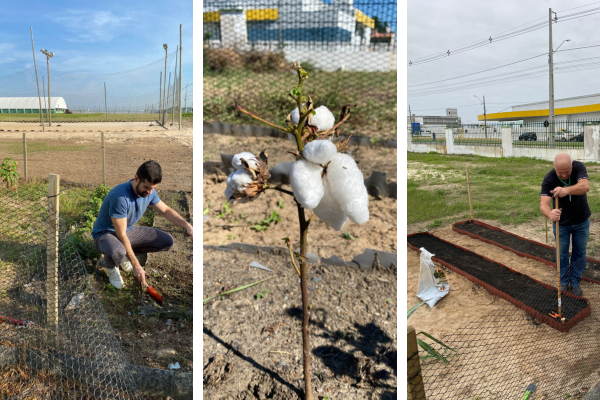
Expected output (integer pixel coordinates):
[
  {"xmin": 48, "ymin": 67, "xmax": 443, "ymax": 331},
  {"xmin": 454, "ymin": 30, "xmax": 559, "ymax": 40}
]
[
  {"xmin": 453, "ymin": 220, "xmax": 600, "ymax": 284},
  {"xmin": 407, "ymin": 232, "xmax": 591, "ymax": 332}
]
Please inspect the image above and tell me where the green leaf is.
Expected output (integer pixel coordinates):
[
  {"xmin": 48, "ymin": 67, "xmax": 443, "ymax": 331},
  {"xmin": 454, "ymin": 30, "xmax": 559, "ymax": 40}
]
[
  {"xmin": 407, "ymin": 300, "xmax": 430, "ymax": 319},
  {"xmin": 417, "ymin": 331, "xmax": 456, "ymax": 352},
  {"xmin": 417, "ymin": 338, "xmax": 449, "ymax": 363},
  {"xmin": 203, "ymin": 207, "xmax": 210, "ymax": 216}
]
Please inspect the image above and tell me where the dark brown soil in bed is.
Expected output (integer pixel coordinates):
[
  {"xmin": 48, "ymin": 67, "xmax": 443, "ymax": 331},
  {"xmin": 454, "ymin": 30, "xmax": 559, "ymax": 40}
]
[
  {"xmin": 407, "ymin": 233, "xmax": 589, "ymax": 325},
  {"xmin": 455, "ymin": 220, "xmax": 600, "ymax": 283}
]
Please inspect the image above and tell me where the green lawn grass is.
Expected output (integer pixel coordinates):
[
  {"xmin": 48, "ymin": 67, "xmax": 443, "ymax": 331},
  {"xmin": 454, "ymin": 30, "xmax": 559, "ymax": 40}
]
[
  {"xmin": 407, "ymin": 153, "xmax": 600, "ymax": 227},
  {"xmin": 204, "ymin": 68, "xmax": 397, "ymax": 138}
]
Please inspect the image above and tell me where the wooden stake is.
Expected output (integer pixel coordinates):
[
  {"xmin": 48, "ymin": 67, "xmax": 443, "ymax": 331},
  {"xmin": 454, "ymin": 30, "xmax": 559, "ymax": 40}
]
[
  {"xmin": 101, "ymin": 132, "xmax": 106, "ymax": 185},
  {"xmin": 46, "ymin": 174, "xmax": 60, "ymax": 340},
  {"xmin": 407, "ymin": 325, "xmax": 426, "ymax": 400},
  {"xmin": 22, "ymin": 133, "xmax": 27, "ymax": 182},
  {"xmin": 546, "ymin": 217, "xmax": 548, "ymax": 244},
  {"xmin": 556, "ymin": 197, "xmax": 562, "ymax": 320},
  {"xmin": 467, "ymin": 166, "xmax": 474, "ymax": 220}
]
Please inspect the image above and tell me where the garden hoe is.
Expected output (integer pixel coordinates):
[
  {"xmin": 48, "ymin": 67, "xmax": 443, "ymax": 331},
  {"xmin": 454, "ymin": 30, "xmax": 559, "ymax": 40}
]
[
  {"xmin": 552, "ymin": 198, "xmax": 566, "ymax": 323},
  {"xmin": 522, "ymin": 383, "xmax": 536, "ymax": 400}
]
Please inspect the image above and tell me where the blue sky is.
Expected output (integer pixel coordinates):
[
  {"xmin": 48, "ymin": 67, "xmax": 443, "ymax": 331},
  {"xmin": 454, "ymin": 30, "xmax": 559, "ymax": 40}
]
[{"xmin": 0, "ymin": 0, "xmax": 193, "ymax": 96}]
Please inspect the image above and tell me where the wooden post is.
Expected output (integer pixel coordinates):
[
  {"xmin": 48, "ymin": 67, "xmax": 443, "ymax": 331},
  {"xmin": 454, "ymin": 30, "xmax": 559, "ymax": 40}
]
[
  {"xmin": 408, "ymin": 325, "xmax": 426, "ymax": 400},
  {"xmin": 546, "ymin": 217, "xmax": 548, "ymax": 244},
  {"xmin": 467, "ymin": 166, "xmax": 474, "ymax": 220},
  {"xmin": 22, "ymin": 133, "xmax": 28, "ymax": 182},
  {"xmin": 101, "ymin": 132, "xmax": 106, "ymax": 185},
  {"xmin": 46, "ymin": 174, "xmax": 60, "ymax": 340}
]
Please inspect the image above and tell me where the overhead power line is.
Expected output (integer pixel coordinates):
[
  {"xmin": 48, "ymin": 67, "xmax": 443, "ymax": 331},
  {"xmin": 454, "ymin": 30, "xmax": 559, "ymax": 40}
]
[{"xmin": 408, "ymin": 4, "xmax": 600, "ymax": 67}]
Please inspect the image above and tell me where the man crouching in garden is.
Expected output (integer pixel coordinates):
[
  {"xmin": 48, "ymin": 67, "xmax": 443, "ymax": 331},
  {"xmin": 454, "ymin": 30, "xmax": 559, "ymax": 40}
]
[
  {"xmin": 540, "ymin": 153, "xmax": 590, "ymax": 296},
  {"xmin": 91, "ymin": 160, "xmax": 193, "ymax": 289}
]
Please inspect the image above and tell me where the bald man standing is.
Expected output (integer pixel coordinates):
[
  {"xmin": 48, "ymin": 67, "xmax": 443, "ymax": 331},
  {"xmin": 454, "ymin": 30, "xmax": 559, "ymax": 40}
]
[{"xmin": 540, "ymin": 153, "xmax": 590, "ymax": 296}]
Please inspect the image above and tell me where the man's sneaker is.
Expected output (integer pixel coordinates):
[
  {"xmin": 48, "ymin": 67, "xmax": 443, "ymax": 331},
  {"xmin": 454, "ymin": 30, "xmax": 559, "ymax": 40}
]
[
  {"xmin": 560, "ymin": 284, "xmax": 570, "ymax": 293},
  {"xmin": 572, "ymin": 285, "xmax": 583, "ymax": 297},
  {"xmin": 106, "ymin": 267, "xmax": 124, "ymax": 290},
  {"xmin": 120, "ymin": 260, "xmax": 133, "ymax": 274}
]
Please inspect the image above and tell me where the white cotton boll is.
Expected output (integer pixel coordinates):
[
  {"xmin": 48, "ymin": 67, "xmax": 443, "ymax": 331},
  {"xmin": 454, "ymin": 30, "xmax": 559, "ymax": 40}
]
[
  {"xmin": 232, "ymin": 152, "xmax": 259, "ymax": 170},
  {"xmin": 326, "ymin": 153, "xmax": 369, "ymax": 224},
  {"xmin": 291, "ymin": 107, "xmax": 301, "ymax": 125},
  {"xmin": 312, "ymin": 106, "xmax": 335, "ymax": 132},
  {"xmin": 228, "ymin": 169, "xmax": 254, "ymax": 192},
  {"xmin": 224, "ymin": 186, "xmax": 234, "ymax": 200},
  {"xmin": 290, "ymin": 160, "xmax": 324, "ymax": 209},
  {"xmin": 313, "ymin": 179, "xmax": 348, "ymax": 231},
  {"xmin": 302, "ymin": 140, "xmax": 337, "ymax": 165}
]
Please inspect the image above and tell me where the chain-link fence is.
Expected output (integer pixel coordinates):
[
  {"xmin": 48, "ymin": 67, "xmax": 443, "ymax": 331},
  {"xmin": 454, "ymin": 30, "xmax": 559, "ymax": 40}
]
[
  {"xmin": 203, "ymin": 0, "xmax": 397, "ymax": 139},
  {"xmin": 407, "ymin": 232, "xmax": 600, "ymax": 399},
  {"xmin": 0, "ymin": 177, "xmax": 142, "ymax": 399},
  {"xmin": 0, "ymin": 50, "xmax": 191, "ymax": 131}
]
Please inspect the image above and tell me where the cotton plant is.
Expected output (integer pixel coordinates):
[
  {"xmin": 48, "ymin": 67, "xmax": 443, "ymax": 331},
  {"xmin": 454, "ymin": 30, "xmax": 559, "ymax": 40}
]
[{"xmin": 226, "ymin": 62, "xmax": 368, "ymax": 400}]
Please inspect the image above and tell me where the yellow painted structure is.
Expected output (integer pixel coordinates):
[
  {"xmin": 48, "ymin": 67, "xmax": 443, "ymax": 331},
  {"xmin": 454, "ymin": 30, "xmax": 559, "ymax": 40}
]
[
  {"xmin": 204, "ymin": 11, "xmax": 220, "ymax": 22},
  {"xmin": 247, "ymin": 8, "xmax": 278, "ymax": 20},
  {"xmin": 355, "ymin": 10, "xmax": 375, "ymax": 28},
  {"xmin": 479, "ymin": 103, "xmax": 600, "ymax": 121}
]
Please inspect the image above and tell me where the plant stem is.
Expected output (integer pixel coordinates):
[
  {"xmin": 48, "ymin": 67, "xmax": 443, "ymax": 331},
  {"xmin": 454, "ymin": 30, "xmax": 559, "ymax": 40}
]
[
  {"xmin": 297, "ymin": 204, "xmax": 312, "ymax": 400},
  {"xmin": 267, "ymin": 185, "xmax": 295, "ymax": 197},
  {"xmin": 235, "ymin": 103, "xmax": 289, "ymax": 133}
]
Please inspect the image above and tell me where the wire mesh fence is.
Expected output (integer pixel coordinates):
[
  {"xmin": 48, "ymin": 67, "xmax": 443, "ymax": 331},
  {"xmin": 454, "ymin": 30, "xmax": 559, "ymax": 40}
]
[
  {"xmin": 407, "ymin": 245, "xmax": 600, "ymax": 399},
  {"xmin": 0, "ymin": 51, "xmax": 191, "ymax": 131},
  {"xmin": 203, "ymin": 0, "xmax": 397, "ymax": 139},
  {"xmin": 0, "ymin": 178, "xmax": 141, "ymax": 399}
]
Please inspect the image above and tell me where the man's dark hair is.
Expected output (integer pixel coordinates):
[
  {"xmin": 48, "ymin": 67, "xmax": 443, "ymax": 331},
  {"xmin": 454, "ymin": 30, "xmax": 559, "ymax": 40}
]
[{"xmin": 136, "ymin": 160, "xmax": 162, "ymax": 184}]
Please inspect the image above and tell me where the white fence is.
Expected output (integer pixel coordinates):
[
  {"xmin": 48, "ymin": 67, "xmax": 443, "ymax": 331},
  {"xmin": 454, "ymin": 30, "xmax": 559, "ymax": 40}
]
[{"xmin": 408, "ymin": 126, "xmax": 600, "ymax": 162}]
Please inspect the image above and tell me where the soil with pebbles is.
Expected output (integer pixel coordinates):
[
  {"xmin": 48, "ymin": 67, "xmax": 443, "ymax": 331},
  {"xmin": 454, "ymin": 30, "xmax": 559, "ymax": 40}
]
[{"xmin": 203, "ymin": 247, "xmax": 397, "ymax": 399}]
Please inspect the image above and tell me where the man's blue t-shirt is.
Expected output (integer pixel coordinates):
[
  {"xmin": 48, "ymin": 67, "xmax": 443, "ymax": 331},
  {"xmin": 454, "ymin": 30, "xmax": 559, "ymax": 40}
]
[{"xmin": 92, "ymin": 180, "xmax": 160, "ymax": 239}]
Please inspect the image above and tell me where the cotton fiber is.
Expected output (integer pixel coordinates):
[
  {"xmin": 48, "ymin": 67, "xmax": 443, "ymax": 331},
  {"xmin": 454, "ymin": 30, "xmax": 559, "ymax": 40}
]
[
  {"xmin": 224, "ymin": 186, "xmax": 234, "ymax": 200},
  {"xmin": 313, "ymin": 179, "xmax": 348, "ymax": 231},
  {"xmin": 311, "ymin": 106, "xmax": 335, "ymax": 132},
  {"xmin": 302, "ymin": 139, "xmax": 337, "ymax": 165},
  {"xmin": 227, "ymin": 169, "xmax": 254, "ymax": 192},
  {"xmin": 325, "ymin": 153, "xmax": 369, "ymax": 224},
  {"xmin": 290, "ymin": 105, "xmax": 335, "ymax": 132},
  {"xmin": 232, "ymin": 152, "xmax": 259, "ymax": 170},
  {"xmin": 290, "ymin": 159, "xmax": 325, "ymax": 209}
]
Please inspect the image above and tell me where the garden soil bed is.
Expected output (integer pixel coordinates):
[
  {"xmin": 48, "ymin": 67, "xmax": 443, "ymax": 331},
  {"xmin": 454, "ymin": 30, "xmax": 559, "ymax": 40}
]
[
  {"xmin": 453, "ymin": 220, "xmax": 600, "ymax": 284},
  {"xmin": 407, "ymin": 232, "xmax": 590, "ymax": 332},
  {"xmin": 203, "ymin": 247, "xmax": 397, "ymax": 399}
]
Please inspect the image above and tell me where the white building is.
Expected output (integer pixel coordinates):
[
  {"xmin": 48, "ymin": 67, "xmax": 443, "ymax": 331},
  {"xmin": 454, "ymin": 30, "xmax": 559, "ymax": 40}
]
[{"xmin": 0, "ymin": 97, "xmax": 68, "ymax": 114}]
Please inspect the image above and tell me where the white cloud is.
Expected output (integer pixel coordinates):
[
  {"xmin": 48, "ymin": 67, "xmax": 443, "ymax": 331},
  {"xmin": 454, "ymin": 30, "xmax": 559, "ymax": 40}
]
[{"xmin": 54, "ymin": 10, "xmax": 133, "ymax": 42}]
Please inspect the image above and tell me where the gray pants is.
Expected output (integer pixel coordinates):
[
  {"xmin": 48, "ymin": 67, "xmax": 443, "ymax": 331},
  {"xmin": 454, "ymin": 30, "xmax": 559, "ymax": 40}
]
[{"xmin": 94, "ymin": 226, "xmax": 173, "ymax": 269}]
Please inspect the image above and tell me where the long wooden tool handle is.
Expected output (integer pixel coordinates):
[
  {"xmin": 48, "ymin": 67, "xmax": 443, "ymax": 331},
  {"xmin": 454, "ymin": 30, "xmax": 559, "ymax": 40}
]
[{"xmin": 556, "ymin": 196, "xmax": 562, "ymax": 319}]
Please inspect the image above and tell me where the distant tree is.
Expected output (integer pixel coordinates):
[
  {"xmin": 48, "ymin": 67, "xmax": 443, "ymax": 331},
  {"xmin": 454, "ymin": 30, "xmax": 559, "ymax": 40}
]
[{"xmin": 372, "ymin": 16, "xmax": 390, "ymax": 33}]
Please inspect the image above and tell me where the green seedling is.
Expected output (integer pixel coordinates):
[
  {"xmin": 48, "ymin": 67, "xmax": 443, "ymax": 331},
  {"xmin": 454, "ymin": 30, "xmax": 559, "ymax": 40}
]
[
  {"xmin": 0, "ymin": 157, "xmax": 18, "ymax": 189},
  {"xmin": 277, "ymin": 199, "xmax": 285, "ymax": 209},
  {"xmin": 342, "ymin": 232, "xmax": 355, "ymax": 240},
  {"xmin": 256, "ymin": 289, "xmax": 269, "ymax": 299},
  {"xmin": 252, "ymin": 210, "xmax": 281, "ymax": 231},
  {"xmin": 217, "ymin": 201, "xmax": 234, "ymax": 218}
]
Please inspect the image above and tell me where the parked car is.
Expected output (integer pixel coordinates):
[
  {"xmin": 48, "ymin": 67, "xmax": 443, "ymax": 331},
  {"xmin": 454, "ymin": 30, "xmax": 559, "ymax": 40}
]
[
  {"xmin": 555, "ymin": 132, "xmax": 575, "ymax": 141},
  {"xmin": 570, "ymin": 133, "xmax": 584, "ymax": 142},
  {"xmin": 518, "ymin": 132, "xmax": 537, "ymax": 141}
]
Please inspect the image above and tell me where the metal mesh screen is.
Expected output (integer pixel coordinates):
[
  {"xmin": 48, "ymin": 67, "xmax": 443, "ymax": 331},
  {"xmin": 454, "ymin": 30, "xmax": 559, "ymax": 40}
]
[
  {"xmin": 0, "ymin": 183, "xmax": 141, "ymax": 399},
  {"xmin": 203, "ymin": 0, "xmax": 397, "ymax": 139},
  {"xmin": 408, "ymin": 254, "xmax": 600, "ymax": 399},
  {"xmin": 0, "ymin": 51, "xmax": 190, "ymax": 130}
]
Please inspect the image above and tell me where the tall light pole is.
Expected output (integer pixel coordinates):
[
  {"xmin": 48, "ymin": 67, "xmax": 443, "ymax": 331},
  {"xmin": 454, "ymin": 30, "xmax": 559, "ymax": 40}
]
[
  {"xmin": 474, "ymin": 95, "xmax": 487, "ymax": 138},
  {"xmin": 40, "ymin": 49, "xmax": 54, "ymax": 126},
  {"xmin": 162, "ymin": 44, "xmax": 168, "ymax": 126}
]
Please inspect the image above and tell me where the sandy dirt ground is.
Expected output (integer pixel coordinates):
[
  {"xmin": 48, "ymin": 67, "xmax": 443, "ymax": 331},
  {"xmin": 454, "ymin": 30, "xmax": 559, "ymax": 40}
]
[
  {"xmin": 0, "ymin": 122, "xmax": 192, "ymax": 191},
  {"xmin": 202, "ymin": 133, "xmax": 397, "ymax": 261}
]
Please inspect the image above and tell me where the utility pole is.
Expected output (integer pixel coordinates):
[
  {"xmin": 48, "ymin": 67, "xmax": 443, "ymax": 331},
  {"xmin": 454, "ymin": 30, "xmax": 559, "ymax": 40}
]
[
  {"xmin": 163, "ymin": 44, "xmax": 168, "ymax": 125},
  {"xmin": 40, "ymin": 49, "xmax": 54, "ymax": 127},
  {"xmin": 549, "ymin": 8, "xmax": 555, "ymax": 147},
  {"xmin": 408, "ymin": 105, "xmax": 412, "ymax": 135}
]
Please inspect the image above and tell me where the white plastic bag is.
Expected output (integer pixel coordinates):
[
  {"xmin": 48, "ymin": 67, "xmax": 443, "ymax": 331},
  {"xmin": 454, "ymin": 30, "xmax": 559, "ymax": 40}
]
[{"xmin": 417, "ymin": 247, "xmax": 450, "ymax": 308}]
